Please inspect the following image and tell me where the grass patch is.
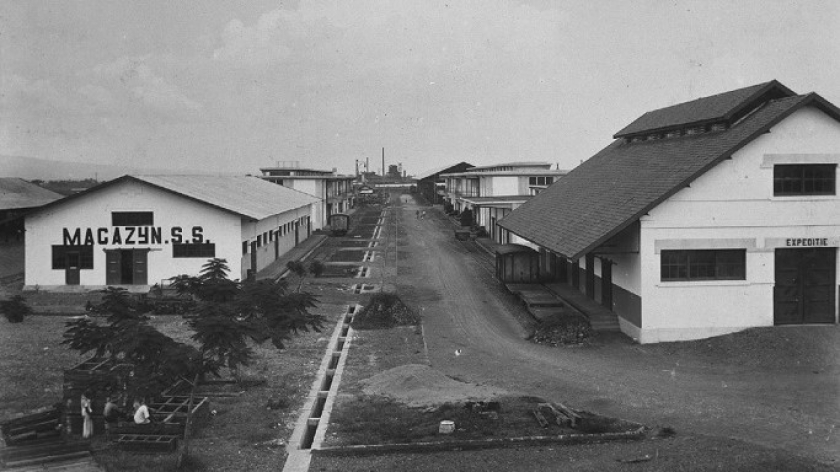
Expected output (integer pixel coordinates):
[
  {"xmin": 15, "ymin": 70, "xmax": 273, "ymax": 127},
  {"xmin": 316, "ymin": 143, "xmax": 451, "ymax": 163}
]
[{"xmin": 352, "ymin": 293, "xmax": 419, "ymax": 329}]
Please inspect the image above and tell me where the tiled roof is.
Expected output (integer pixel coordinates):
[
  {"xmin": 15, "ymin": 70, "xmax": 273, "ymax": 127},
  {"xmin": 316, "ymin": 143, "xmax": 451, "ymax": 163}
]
[
  {"xmin": 613, "ymin": 80, "xmax": 795, "ymax": 138},
  {"xmin": 0, "ymin": 178, "xmax": 63, "ymax": 210},
  {"xmin": 499, "ymin": 90, "xmax": 840, "ymax": 260},
  {"xmin": 33, "ymin": 175, "xmax": 319, "ymax": 221}
]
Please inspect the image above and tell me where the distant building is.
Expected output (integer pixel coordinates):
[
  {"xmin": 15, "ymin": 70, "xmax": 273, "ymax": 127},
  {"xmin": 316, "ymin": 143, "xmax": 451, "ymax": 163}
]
[
  {"xmin": 441, "ymin": 162, "xmax": 567, "ymax": 242},
  {"xmin": 500, "ymin": 80, "xmax": 840, "ymax": 343},
  {"xmin": 24, "ymin": 175, "xmax": 318, "ymax": 289},
  {"xmin": 259, "ymin": 162, "xmax": 355, "ymax": 227},
  {"xmin": 0, "ymin": 178, "xmax": 63, "ymax": 243},
  {"xmin": 414, "ymin": 162, "xmax": 473, "ymax": 204}
]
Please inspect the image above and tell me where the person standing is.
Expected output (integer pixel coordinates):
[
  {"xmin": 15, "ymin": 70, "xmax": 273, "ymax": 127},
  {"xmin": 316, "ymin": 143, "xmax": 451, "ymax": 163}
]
[
  {"xmin": 103, "ymin": 396, "xmax": 123, "ymax": 439},
  {"xmin": 80, "ymin": 391, "xmax": 93, "ymax": 439}
]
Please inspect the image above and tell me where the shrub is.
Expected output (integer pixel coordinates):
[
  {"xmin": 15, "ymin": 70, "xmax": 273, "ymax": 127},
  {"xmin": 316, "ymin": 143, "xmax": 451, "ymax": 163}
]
[
  {"xmin": 308, "ymin": 260, "xmax": 325, "ymax": 278},
  {"xmin": 1, "ymin": 295, "xmax": 33, "ymax": 323},
  {"xmin": 352, "ymin": 293, "xmax": 418, "ymax": 329},
  {"xmin": 531, "ymin": 314, "xmax": 594, "ymax": 345}
]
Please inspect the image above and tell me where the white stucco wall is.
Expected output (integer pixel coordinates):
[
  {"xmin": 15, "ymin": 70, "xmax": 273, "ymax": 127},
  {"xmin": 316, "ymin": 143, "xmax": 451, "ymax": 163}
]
[
  {"xmin": 637, "ymin": 106, "xmax": 840, "ymax": 343},
  {"xmin": 491, "ymin": 176, "xmax": 519, "ymax": 196},
  {"xmin": 25, "ymin": 180, "xmax": 243, "ymax": 288},
  {"xmin": 240, "ymin": 205, "xmax": 313, "ymax": 279}
]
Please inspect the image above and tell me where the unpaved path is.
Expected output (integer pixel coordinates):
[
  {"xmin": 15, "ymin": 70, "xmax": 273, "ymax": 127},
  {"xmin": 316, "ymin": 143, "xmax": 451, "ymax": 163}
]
[{"xmin": 397, "ymin": 194, "xmax": 839, "ymax": 465}]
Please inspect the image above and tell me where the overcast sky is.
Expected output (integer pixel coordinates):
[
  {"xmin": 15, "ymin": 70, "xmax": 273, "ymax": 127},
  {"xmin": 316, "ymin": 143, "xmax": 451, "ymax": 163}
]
[{"xmin": 2, "ymin": 1, "xmax": 839, "ymax": 176}]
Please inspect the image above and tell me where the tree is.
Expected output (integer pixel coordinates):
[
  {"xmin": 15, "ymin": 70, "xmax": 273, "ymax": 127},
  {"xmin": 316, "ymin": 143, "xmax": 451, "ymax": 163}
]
[
  {"xmin": 171, "ymin": 258, "xmax": 325, "ymax": 381},
  {"xmin": 308, "ymin": 260, "xmax": 325, "ymax": 278},
  {"xmin": 61, "ymin": 287, "xmax": 200, "ymax": 399}
]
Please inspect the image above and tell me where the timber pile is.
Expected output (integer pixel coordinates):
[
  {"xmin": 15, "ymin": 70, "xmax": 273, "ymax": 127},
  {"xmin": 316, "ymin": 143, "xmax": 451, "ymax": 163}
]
[
  {"xmin": 531, "ymin": 402, "xmax": 581, "ymax": 429},
  {"xmin": 0, "ymin": 408, "xmax": 62, "ymax": 445},
  {"xmin": 116, "ymin": 434, "xmax": 178, "ymax": 453},
  {"xmin": 113, "ymin": 395, "xmax": 208, "ymax": 452},
  {"xmin": 0, "ymin": 409, "xmax": 94, "ymax": 470},
  {"xmin": 0, "ymin": 439, "xmax": 94, "ymax": 470}
]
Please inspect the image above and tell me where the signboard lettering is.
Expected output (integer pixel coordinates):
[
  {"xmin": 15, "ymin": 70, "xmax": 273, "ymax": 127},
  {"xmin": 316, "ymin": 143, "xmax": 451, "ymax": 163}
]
[
  {"xmin": 62, "ymin": 226, "xmax": 205, "ymax": 246},
  {"xmin": 785, "ymin": 238, "xmax": 829, "ymax": 247}
]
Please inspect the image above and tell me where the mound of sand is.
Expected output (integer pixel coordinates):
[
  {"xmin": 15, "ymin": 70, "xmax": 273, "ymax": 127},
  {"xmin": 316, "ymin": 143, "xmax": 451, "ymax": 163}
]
[{"xmin": 360, "ymin": 364, "xmax": 508, "ymax": 407}]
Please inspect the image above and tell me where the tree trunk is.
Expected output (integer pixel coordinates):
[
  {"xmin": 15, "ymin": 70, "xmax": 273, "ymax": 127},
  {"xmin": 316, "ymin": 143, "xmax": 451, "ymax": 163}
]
[{"xmin": 175, "ymin": 373, "xmax": 200, "ymax": 469}]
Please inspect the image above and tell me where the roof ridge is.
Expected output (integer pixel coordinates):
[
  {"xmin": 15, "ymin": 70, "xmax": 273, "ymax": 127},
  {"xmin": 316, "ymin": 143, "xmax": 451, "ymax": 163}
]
[{"xmin": 613, "ymin": 80, "xmax": 796, "ymax": 139}]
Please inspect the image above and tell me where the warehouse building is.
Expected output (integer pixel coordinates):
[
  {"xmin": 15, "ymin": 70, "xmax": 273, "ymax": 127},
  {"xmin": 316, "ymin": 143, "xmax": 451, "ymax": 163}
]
[
  {"xmin": 24, "ymin": 175, "xmax": 318, "ymax": 290},
  {"xmin": 0, "ymin": 178, "xmax": 63, "ymax": 243},
  {"xmin": 414, "ymin": 162, "xmax": 473, "ymax": 204},
  {"xmin": 259, "ymin": 162, "xmax": 355, "ymax": 228},
  {"xmin": 499, "ymin": 80, "xmax": 840, "ymax": 343},
  {"xmin": 442, "ymin": 162, "xmax": 566, "ymax": 243}
]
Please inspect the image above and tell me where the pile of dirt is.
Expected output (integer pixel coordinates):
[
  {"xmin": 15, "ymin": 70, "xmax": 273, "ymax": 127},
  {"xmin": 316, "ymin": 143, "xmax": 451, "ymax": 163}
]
[
  {"xmin": 360, "ymin": 364, "xmax": 508, "ymax": 407},
  {"xmin": 352, "ymin": 293, "xmax": 419, "ymax": 329},
  {"xmin": 531, "ymin": 314, "xmax": 594, "ymax": 346}
]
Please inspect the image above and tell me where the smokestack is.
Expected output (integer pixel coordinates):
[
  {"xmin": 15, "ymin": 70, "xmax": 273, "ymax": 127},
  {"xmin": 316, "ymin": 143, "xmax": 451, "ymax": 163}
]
[{"xmin": 382, "ymin": 147, "xmax": 385, "ymax": 176}]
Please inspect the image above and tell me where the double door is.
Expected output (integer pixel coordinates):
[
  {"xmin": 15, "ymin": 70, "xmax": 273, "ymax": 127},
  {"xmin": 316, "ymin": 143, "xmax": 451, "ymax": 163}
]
[
  {"xmin": 774, "ymin": 248, "xmax": 836, "ymax": 324},
  {"xmin": 106, "ymin": 249, "xmax": 148, "ymax": 285}
]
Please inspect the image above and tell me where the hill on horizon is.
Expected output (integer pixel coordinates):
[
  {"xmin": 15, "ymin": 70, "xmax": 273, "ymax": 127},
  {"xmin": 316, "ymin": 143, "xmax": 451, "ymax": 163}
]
[{"xmin": 0, "ymin": 155, "xmax": 240, "ymax": 181}]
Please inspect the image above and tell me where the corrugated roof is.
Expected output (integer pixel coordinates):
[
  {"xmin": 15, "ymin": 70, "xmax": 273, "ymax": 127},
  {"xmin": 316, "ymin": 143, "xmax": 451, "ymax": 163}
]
[
  {"xmin": 135, "ymin": 175, "xmax": 319, "ymax": 220},
  {"xmin": 415, "ymin": 162, "xmax": 474, "ymax": 181},
  {"xmin": 499, "ymin": 90, "xmax": 840, "ymax": 260},
  {"xmin": 466, "ymin": 161, "xmax": 552, "ymax": 171},
  {"xmin": 462, "ymin": 195, "xmax": 530, "ymax": 204},
  {"xmin": 613, "ymin": 80, "xmax": 795, "ymax": 138},
  {"xmin": 32, "ymin": 175, "xmax": 319, "ymax": 221},
  {"xmin": 0, "ymin": 178, "xmax": 63, "ymax": 210}
]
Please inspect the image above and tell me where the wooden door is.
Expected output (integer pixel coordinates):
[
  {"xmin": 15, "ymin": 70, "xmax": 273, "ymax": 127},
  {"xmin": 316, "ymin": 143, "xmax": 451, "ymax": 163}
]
[
  {"xmin": 774, "ymin": 248, "xmax": 836, "ymax": 324},
  {"xmin": 65, "ymin": 252, "xmax": 80, "ymax": 285},
  {"xmin": 132, "ymin": 250, "xmax": 148, "ymax": 285},
  {"xmin": 106, "ymin": 250, "xmax": 121, "ymax": 285}
]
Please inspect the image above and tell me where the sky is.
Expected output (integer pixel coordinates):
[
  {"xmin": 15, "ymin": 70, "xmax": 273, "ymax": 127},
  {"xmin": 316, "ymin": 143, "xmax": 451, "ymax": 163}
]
[{"xmin": 2, "ymin": 1, "xmax": 839, "ymax": 176}]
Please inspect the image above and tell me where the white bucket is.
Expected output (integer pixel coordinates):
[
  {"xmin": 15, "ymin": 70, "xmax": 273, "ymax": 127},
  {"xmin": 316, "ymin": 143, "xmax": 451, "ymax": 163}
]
[{"xmin": 438, "ymin": 420, "xmax": 455, "ymax": 434}]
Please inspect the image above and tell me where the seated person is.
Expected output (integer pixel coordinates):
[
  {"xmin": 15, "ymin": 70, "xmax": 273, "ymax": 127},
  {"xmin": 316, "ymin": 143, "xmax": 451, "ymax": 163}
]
[{"xmin": 133, "ymin": 398, "xmax": 151, "ymax": 425}]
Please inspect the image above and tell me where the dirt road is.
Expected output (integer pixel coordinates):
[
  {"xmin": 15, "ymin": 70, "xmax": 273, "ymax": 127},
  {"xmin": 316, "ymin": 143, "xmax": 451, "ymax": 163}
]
[{"xmin": 395, "ymin": 193, "xmax": 839, "ymax": 466}]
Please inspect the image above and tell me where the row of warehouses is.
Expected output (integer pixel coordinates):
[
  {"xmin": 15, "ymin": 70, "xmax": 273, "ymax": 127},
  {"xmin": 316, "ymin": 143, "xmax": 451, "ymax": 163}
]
[
  {"xmin": 423, "ymin": 80, "xmax": 840, "ymax": 343},
  {"xmin": 4, "ymin": 165, "xmax": 356, "ymax": 288}
]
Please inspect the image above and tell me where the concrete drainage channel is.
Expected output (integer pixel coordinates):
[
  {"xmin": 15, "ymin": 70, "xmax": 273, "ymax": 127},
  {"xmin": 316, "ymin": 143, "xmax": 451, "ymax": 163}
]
[{"xmin": 283, "ymin": 304, "xmax": 359, "ymax": 472}]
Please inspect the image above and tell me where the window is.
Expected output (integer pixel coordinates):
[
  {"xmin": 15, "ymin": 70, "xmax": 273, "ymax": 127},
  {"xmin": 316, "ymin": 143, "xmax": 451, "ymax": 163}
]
[
  {"xmin": 112, "ymin": 211, "xmax": 153, "ymax": 226},
  {"xmin": 661, "ymin": 250, "xmax": 746, "ymax": 281},
  {"xmin": 52, "ymin": 245, "xmax": 94, "ymax": 269},
  {"xmin": 242, "ymin": 241, "xmax": 249, "ymax": 255},
  {"xmin": 528, "ymin": 176, "xmax": 554, "ymax": 186},
  {"xmin": 774, "ymin": 164, "xmax": 836, "ymax": 196},
  {"xmin": 173, "ymin": 243, "xmax": 216, "ymax": 258}
]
